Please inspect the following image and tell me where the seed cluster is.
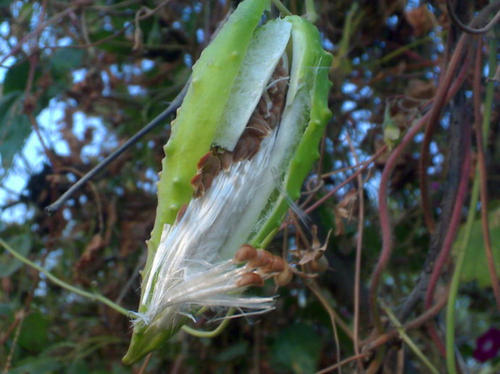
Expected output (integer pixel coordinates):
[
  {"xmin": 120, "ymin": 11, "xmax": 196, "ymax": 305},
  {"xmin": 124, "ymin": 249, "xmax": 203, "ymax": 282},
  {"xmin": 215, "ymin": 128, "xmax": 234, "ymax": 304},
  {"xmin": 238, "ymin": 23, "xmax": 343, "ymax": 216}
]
[
  {"xmin": 191, "ymin": 58, "xmax": 289, "ymax": 197},
  {"xmin": 233, "ymin": 244, "xmax": 293, "ymax": 288}
]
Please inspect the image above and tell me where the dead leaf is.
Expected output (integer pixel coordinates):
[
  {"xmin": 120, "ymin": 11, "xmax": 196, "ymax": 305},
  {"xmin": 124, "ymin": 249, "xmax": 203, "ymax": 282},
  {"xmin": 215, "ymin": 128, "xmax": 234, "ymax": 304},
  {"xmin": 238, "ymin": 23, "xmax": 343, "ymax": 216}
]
[{"xmin": 405, "ymin": 6, "xmax": 436, "ymax": 36}]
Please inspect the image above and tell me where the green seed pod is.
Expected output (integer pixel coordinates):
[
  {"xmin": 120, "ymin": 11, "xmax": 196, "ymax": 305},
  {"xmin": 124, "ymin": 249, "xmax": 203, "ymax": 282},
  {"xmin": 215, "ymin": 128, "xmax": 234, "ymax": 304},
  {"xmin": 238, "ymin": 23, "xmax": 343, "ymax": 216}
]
[{"xmin": 123, "ymin": 0, "xmax": 332, "ymax": 364}]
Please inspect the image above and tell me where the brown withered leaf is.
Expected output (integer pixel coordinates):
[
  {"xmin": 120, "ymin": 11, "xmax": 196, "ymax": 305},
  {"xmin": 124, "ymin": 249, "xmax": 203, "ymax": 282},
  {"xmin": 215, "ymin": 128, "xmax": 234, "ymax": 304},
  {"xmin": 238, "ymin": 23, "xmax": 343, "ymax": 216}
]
[
  {"xmin": 405, "ymin": 79, "xmax": 436, "ymax": 100},
  {"xmin": 298, "ymin": 226, "xmax": 331, "ymax": 266},
  {"xmin": 74, "ymin": 234, "xmax": 105, "ymax": 284},
  {"xmin": 405, "ymin": 5, "xmax": 436, "ymax": 36}
]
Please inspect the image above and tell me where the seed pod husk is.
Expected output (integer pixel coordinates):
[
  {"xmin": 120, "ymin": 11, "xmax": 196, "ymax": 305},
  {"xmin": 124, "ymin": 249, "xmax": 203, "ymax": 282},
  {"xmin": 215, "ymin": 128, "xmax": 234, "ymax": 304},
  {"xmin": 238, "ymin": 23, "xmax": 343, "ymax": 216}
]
[{"xmin": 123, "ymin": 0, "xmax": 332, "ymax": 364}]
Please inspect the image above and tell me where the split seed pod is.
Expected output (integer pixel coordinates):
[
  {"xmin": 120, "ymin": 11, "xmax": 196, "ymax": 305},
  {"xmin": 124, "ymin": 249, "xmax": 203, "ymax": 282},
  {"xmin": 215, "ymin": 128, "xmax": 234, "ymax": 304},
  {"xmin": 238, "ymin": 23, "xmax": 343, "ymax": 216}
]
[{"xmin": 123, "ymin": 0, "xmax": 332, "ymax": 364}]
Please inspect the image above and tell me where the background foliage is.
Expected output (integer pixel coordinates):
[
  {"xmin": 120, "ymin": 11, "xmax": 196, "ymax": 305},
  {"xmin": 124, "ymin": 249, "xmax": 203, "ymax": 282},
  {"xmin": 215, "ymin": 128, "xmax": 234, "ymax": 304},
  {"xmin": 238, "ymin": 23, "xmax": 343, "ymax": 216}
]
[{"xmin": 0, "ymin": 0, "xmax": 499, "ymax": 373}]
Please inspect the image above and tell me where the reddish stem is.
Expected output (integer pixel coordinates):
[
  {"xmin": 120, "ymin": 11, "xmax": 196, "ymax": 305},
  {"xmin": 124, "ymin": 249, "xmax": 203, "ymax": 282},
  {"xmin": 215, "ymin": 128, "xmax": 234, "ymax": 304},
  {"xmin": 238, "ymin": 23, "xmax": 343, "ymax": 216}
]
[
  {"xmin": 369, "ymin": 44, "xmax": 473, "ymax": 332},
  {"xmin": 304, "ymin": 146, "xmax": 387, "ymax": 215},
  {"xmin": 419, "ymin": 34, "xmax": 471, "ymax": 234},
  {"xmin": 424, "ymin": 130, "xmax": 471, "ymax": 310},
  {"xmin": 472, "ymin": 38, "xmax": 500, "ymax": 310}
]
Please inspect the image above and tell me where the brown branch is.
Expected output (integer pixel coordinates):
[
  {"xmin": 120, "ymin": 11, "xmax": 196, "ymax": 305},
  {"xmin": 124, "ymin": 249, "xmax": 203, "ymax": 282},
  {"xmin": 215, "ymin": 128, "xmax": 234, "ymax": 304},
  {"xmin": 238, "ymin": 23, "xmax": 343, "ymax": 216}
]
[
  {"xmin": 304, "ymin": 146, "xmax": 387, "ymax": 215},
  {"xmin": 0, "ymin": 4, "xmax": 79, "ymax": 66},
  {"xmin": 371, "ymin": 39, "xmax": 475, "ymax": 327},
  {"xmin": 419, "ymin": 1, "xmax": 500, "ymax": 233},
  {"xmin": 418, "ymin": 35, "xmax": 470, "ymax": 234},
  {"xmin": 362, "ymin": 287, "xmax": 449, "ymax": 351},
  {"xmin": 345, "ymin": 133, "xmax": 365, "ymax": 370},
  {"xmin": 316, "ymin": 352, "xmax": 371, "ymax": 374},
  {"xmin": 422, "ymin": 134, "xmax": 471, "ymax": 307},
  {"xmin": 447, "ymin": 0, "xmax": 500, "ymax": 35}
]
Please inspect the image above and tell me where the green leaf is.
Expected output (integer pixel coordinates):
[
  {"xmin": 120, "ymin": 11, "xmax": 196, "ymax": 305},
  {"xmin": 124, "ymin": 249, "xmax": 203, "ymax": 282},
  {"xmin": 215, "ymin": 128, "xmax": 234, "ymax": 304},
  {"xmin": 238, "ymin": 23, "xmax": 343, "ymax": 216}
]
[
  {"xmin": 18, "ymin": 311, "xmax": 49, "ymax": 352},
  {"xmin": 50, "ymin": 48, "xmax": 85, "ymax": 75},
  {"xmin": 0, "ymin": 302, "xmax": 15, "ymax": 316},
  {"xmin": 0, "ymin": 233, "xmax": 31, "ymax": 277},
  {"xmin": 66, "ymin": 360, "xmax": 89, "ymax": 374},
  {"xmin": 214, "ymin": 341, "xmax": 249, "ymax": 362},
  {"xmin": 456, "ymin": 203, "xmax": 500, "ymax": 287},
  {"xmin": 271, "ymin": 323, "xmax": 322, "ymax": 374},
  {"xmin": 8, "ymin": 356, "xmax": 61, "ymax": 374},
  {"xmin": 92, "ymin": 30, "xmax": 132, "ymax": 55},
  {"xmin": 18, "ymin": 2, "xmax": 33, "ymax": 23},
  {"xmin": 0, "ymin": 92, "xmax": 32, "ymax": 170},
  {"xmin": 2, "ymin": 60, "xmax": 30, "ymax": 94},
  {"xmin": 383, "ymin": 104, "xmax": 400, "ymax": 150}
]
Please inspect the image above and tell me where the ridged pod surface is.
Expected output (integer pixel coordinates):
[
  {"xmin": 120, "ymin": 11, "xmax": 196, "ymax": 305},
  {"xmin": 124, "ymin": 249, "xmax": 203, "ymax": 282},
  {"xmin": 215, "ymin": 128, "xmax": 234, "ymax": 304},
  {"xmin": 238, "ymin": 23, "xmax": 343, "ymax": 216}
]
[
  {"xmin": 123, "ymin": 0, "xmax": 269, "ymax": 364},
  {"xmin": 250, "ymin": 16, "xmax": 333, "ymax": 247},
  {"xmin": 144, "ymin": 0, "xmax": 269, "ymax": 290},
  {"xmin": 123, "ymin": 1, "xmax": 332, "ymax": 365}
]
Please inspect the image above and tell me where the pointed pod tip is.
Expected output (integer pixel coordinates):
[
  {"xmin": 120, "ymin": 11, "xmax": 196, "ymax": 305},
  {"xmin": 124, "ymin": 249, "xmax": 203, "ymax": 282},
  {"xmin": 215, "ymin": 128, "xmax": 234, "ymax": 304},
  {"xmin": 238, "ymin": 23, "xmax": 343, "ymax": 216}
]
[{"xmin": 122, "ymin": 324, "xmax": 179, "ymax": 365}]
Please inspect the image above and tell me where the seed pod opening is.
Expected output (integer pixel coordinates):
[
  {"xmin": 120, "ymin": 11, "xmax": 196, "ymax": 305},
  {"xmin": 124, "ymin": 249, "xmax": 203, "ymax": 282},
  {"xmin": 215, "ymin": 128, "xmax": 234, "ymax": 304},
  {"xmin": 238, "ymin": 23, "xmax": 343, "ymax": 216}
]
[{"xmin": 123, "ymin": 0, "xmax": 332, "ymax": 364}]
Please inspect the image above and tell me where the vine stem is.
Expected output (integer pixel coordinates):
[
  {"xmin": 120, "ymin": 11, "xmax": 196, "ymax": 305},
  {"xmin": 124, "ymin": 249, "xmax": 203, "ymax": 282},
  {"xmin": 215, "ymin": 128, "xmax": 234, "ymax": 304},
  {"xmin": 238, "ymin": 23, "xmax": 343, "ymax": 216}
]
[
  {"xmin": 369, "ymin": 43, "xmax": 472, "ymax": 333},
  {"xmin": 445, "ymin": 35, "xmax": 498, "ymax": 374},
  {"xmin": 362, "ymin": 288, "xmax": 449, "ymax": 351},
  {"xmin": 381, "ymin": 302, "xmax": 440, "ymax": 374},
  {"xmin": 418, "ymin": 34, "xmax": 469, "ymax": 233},
  {"xmin": 0, "ymin": 238, "xmax": 134, "ymax": 319},
  {"xmin": 45, "ymin": 81, "xmax": 188, "ymax": 214},
  {"xmin": 472, "ymin": 39, "xmax": 500, "ymax": 310},
  {"xmin": 271, "ymin": 0, "xmax": 292, "ymax": 16},
  {"xmin": 345, "ymin": 133, "xmax": 365, "ymax": 370},
  {"xmin": 304, "ymin": 145, "xmax": 387, "ymax": 214},
  {"xmin": 423, "ymin": 124, "xmax": 471, "ymax": 309},
  {"xmin": 419, "ymin": 1, "xmax": 500, "ymax": 233},
  {"xmin": 181, "ymin": 309, "xmax": 233, "ymax": 338},
  {"xmin": 445, "ymin": 154, "xmax": 479, "ymax": 373}
]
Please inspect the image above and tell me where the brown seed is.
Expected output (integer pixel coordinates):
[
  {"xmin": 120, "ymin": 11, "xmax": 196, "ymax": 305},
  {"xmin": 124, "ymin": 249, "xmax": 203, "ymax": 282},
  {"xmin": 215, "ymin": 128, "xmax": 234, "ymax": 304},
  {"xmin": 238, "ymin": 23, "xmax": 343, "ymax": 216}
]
[
  {"xmin": 176, "ymin": 204, "xmax": 188, "ymax": 222},
  {"xmin": 269, "ymin": 256, "xmax": 286, "ymax": 273},
  {"xmin": 310, "ymin": 255, "xmax": 329, "ymax": 273},
  {"xmin": 201, "ymin": 172, "xmax": 216, "ymax": 192},
  {"xmin": 218, "ymin": 152, "xmax": 233, "ymax": 170},
  {"xmin": 190, "ymin": 173, "xmax": 204, "ymax": 197},
  {"xmin": 274, "ymin": 264, "xmax": 293, "ymax": 287},
  {"xmin": 233, "ymin": 134, "xmax": 260, "ymax": 161},
  {"xmin": 248, "ymin": 249, "xmax": 273, "ymax": 268},
  {"xmin": 246, "ymin": 116, "xmax": 270, "ymax": 138},
  {"xmin": 234, "ymin": 244, "xmax": 257, "ymax": 263},
  {"xmin": 201, "ymin": 153, "xmax": 221, "ymax": 175},
  {"xmin": 236, "ymin": 272, "xmax": 264, "ymax": 287},
  {"xmin": 197, "ymin": 152, "xmax": 212, "ymax": 169},
  {"xmin": 261, "ymin": 255, "xmax": 285, "ymax": 273}
]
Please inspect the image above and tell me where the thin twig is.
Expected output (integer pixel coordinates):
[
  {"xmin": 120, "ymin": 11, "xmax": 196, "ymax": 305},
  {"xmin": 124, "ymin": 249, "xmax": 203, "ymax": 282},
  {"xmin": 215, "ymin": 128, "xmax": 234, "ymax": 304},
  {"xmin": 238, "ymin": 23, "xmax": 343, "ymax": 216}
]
[
  {"xmin": 307, "ymin": 281, "xmax": 354, "ymax": 342},
  {"xmin": 363, "ymin": 287, "xmax": 449, "ymax": 351},
  {"xmin": 0, "ymin": 238, "xmax": 134, "ymax": 318},
  {"xmin": 137, "ymin": 353, "xmax": 152, "ymax": 374},
  {"xmin": 418, "ymin": 34, "xmax": 469, "ymax": 233},
  {"xmin": 305, "ymin": 146, "xmax": 387, "ymax": 215},
  {"xmin": 345, "ymin": 133, "xmax": 365, "ymax": 370},
  {"xmin": 446, "ymin": 34, "xmax": 499, "ymax": 374},
  {"xmin": 45, "ymin": 81, "xmax": 189, "ymax": 214},
  {"xmin": 423, "ymin": 130, "xmax": 471, "ymax": 311},
  {"xmin": 381, "ymin": 303, "xmax": 440, "ymax": 374},
  {"xmin": 423, "ymin": 117, "xmax": 472, "ymax": 358},
  {"xmin": 316, "ymin": 352, "xmax": 371, "ymax": 374},
  {"xmin": 307, "ymin": 280, "xmax": 343, "ymax": 374},
  {"xmin": 446, "ymin": 0, "xmax": 500, "ymax": 35},
  {"xmin": 419, "ymin": 1, "xmax": 500, "ymax": 232},
  {"xmin": 370, "ymin": 40, "xmax": 473, "ymax": 331},
  {"xmin": 2, "ymin": 310, "xmax": 25, "ymax": 374},
  {"xmin": 0, "ymin": 5, "xmax": 78, "ymax": 66},
  {"xmin": 271, "ymin": 0, "xmax": 292, "ymax": 16},
  {"xmin": 396, "ymin": 52, "xmax": 474, "ymax": 321}
]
